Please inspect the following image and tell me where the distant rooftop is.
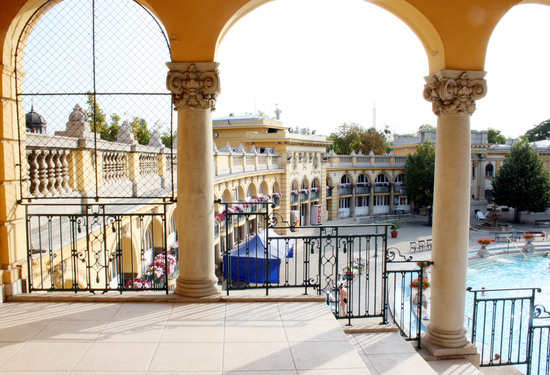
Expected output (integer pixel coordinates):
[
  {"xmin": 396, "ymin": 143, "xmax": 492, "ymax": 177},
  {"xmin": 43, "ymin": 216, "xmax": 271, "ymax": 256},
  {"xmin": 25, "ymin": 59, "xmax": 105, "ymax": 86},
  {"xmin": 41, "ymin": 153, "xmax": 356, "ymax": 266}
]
[{"xmin": 213, "ymin": 114, "xmax": 282, "ymax": 123}]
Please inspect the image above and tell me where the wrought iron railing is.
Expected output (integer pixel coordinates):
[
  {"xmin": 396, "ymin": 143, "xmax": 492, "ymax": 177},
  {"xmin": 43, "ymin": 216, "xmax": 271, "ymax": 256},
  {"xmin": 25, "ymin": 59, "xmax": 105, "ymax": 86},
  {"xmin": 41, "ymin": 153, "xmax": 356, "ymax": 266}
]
[
  {"xmin": 26, "ymin": 203, "xmax": 174, "ymax": 293},
  {"xmin": 467, "ymin": 287, "xmax": 550, "ymax": 374}
]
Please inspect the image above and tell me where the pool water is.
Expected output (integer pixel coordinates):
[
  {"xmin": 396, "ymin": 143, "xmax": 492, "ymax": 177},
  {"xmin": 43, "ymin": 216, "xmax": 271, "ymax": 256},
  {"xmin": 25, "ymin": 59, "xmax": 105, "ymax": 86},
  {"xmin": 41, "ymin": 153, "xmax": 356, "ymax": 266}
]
[
  {"xmin": 466, "ymin": 252, "xmax": 550, "ymax": 373},
  {"xmin": 467, "ymin": 252, "xmax": 550, "ymax": 309}
]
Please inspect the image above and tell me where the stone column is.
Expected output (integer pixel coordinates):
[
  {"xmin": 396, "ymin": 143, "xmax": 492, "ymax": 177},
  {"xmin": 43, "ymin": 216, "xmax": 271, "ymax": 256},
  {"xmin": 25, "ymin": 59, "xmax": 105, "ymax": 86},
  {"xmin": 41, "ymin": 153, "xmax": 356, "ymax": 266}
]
[
  {"xmin": 422, "ymin": 70, "xmax": 487, "ymax": 356},
  {"xmin": 167, "ymin": 62, "xmax": 221, "ymax": 297}
]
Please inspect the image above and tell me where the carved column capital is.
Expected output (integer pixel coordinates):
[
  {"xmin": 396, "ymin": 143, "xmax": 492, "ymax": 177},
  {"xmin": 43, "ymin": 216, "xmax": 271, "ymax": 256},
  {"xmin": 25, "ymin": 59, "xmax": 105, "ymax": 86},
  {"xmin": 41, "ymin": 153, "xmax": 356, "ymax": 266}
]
[
  {"xmin": 423, "ymin": 70, "xmax": 487, "ymax": 116},
  {"xmin": 166, "ymin": 62, "xmax": 221, "ymax": 111}
]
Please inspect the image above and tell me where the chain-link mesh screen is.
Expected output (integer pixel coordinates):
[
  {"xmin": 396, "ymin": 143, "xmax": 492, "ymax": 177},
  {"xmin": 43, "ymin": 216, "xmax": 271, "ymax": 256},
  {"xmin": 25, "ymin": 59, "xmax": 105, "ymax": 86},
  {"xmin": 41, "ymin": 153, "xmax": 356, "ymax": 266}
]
[{"xmin": 16, "ymin": 0, "xmax": 175, "ymax": 202}]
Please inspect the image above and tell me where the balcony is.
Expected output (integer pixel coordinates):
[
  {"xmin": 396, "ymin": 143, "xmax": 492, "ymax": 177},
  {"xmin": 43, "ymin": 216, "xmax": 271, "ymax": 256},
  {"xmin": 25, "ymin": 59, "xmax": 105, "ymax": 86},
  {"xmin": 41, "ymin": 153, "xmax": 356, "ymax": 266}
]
[
  {"xmin": 373, "ymin": 185, "xmax": 391, "ymax": 193},
  {"xmin": 299, "ymin": 192, "xmax": 309, "ymax": 202},
  {"xmin": 394, "ymin": 185, "xmax": 407, "ymax": 195},
  {"xmin": 310, "ymin": 189, "xmax": 320, "ymax": 200},
  {"xmin": 290, "ymin": 192, "xmax": 299, "ymax": 204},
  {"xmin": 326, "ymin": 188, "xmax": 333, "ymax": 197},
  {"xmin": 273, "ymin": 196, "xmax": 280, "ymax": 207},
  {"xmin": 339, "ymin": 186, "xmax": 353, "ymax": 196},
  {"xmin": 355, "ymin": 185, "xmax": 371, "ymax": 195}
]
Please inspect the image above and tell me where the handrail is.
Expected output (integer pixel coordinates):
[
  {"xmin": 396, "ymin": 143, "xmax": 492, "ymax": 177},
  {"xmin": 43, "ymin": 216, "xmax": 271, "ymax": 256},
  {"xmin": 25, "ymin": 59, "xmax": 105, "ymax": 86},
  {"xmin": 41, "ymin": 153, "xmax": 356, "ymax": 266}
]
[{"xmin": 505, "ymin": 236, "xmax": 528, "ymax": 259}]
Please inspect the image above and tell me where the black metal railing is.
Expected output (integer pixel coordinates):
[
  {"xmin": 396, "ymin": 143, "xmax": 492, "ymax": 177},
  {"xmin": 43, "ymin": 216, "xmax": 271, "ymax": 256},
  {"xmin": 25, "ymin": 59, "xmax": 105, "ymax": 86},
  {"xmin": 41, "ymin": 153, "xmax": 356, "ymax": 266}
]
[
  {"xmin": 467, "ymin": 287, "xmax": 550, "ymax": 374},
  {"xmin": 26, "ymin": 203, "xmax": 173, "ymax": 293},
  {"xmin": 384, "ymin": 255, "xmax": 433, "ymax": 348}
]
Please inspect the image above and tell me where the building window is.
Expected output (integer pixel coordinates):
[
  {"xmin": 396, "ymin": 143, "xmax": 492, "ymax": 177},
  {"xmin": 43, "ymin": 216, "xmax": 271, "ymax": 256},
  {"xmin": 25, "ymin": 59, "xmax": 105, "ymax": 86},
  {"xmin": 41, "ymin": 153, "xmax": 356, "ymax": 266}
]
[
  {"xmin": 341, "ymin": 175, "xmax": 351, "ymax": 184},
  {"xmin": 374, "ymin": 195, "xmax": 389, "ymax": 206},
  {"xmin": 485, "ymin": 164, "xmax": 494, "ymax": 178},
  {"xmin": 356, "ymin": 196, "xmax": 368, "ymax": 207},
  {"xmin": 339, "ymin": 198, "xmax": 350, "ymax": 208}
]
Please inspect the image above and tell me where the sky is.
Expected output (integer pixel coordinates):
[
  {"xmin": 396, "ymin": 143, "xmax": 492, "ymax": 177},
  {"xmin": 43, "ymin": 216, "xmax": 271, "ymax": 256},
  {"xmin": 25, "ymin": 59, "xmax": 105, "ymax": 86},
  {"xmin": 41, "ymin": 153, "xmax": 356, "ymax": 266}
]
[{"xmin": 215, "ymin": 0, "xmax": 550, "ymax": 139}]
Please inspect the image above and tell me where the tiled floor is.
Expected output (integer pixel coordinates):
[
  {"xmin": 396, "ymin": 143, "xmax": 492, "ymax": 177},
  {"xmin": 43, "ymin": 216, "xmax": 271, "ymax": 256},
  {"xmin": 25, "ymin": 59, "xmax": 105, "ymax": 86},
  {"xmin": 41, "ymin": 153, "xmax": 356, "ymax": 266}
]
[{"xmin": 0, "ymin": 301, "xmax": 371, "ymax": 374}]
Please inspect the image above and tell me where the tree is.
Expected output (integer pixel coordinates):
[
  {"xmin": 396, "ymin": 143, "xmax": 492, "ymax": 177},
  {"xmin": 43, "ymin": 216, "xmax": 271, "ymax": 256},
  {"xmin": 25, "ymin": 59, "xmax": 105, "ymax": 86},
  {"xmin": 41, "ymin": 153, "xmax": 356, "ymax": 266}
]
[
  {"xmin": 418, "ymin": 124, "xmax": 436, "ymax": 132},
  {"xmin": 487, "ymin": 128, "xmax": 505, "ymax": 144},
  {"xmin": 524, "ymin": 119, "xmax": 550, "ymax": 142},
  {"xmin": 128, "ymin": 116, "xmax": 151, "ymax": 145},
  {"xmin": 403, "ymin": 140, "xmax": 435, "ymax": 222},
  {"xmin": 327, "ymin": 122, "xmax": 389, "ymax": 155},
  {"xmin": 491, "ymin": 140, "xmax": 550, "ymax": 222},
  {"xmin": 326, "ymin": 122, "xmax": 365, "ymax": 155},
  {"xmin": 86, "ymin": 93, "xmax": 121, "ymax": 141},
  {"xmin": 361, "ymin": 127, "xmax": 387, "ymax": 155}
]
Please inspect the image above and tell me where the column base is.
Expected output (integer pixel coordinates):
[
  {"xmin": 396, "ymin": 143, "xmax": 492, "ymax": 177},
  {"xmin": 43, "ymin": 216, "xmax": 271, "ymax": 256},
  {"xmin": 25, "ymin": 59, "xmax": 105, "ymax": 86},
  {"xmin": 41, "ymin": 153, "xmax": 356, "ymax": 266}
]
[
  {"xmin": 424, "ymin": 325, "xmax": 470, "ymax": 348},
  {"xmin": 422, "ymin": 335, "xmax": 480, "ymax": 367},
  {"xmin": 174, "ymin": 275, "xmax": 220, "ymax": 298}
]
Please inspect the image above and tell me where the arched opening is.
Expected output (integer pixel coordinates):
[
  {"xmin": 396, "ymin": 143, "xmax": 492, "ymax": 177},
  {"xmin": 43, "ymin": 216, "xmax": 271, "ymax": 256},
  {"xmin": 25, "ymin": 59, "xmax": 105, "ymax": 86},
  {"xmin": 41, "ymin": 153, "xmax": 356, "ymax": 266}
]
[{"xmin": 355, "ymin": 173, "xmax": 370, "ymax": 216}]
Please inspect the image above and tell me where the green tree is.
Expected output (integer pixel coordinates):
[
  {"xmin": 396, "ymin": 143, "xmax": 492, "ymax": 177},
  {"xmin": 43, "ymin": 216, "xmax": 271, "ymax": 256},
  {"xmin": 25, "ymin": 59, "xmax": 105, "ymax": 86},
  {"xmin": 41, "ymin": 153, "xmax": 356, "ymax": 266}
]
[
  {"xmin": 491, "ymin": 140, "xmax": 550, "ymax": 222},
  {"xmin": 403, "ymin": 140, "xmax": 435, "ymax": 223},
  {"xmin": 86, "ymin": 93, "xmax": 121, "ymax": 141},
  {"xmin": 128, "ymin": 116, "xmax": 151, "ymax": 145},
  {"xmin": 418, "ymin": 124, "xmax": 436, "ymax": 132},
  {"xmin": 361, "ymin": 127, "xmax": 387, "ymax": 155},
  {"xmin": 524, "ymin": 119, "xmax": 550, "ymax": 142},
  {"xmin": 326, "ymin": 122, "xmax": 365, "ymax": 155},
  {"xmin": 487, "ymin": 128, "xmax": 505, "ymax": 144}
]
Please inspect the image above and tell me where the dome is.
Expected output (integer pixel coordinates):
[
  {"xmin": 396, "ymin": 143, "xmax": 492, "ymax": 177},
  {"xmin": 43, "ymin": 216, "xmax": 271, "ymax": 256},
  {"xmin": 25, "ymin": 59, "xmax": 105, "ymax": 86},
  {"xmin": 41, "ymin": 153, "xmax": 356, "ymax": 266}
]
[{"xmin": 25, "ymin": 108, "xmax": 47, "ymax": 134}]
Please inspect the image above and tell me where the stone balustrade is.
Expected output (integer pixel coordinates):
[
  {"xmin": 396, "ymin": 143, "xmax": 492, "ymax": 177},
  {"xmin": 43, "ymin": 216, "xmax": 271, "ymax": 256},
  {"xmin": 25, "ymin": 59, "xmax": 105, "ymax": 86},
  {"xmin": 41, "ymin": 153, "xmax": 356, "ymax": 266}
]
[
  {"xmin": 24, "ymin": 134, "xmax": 281, "ymax": 199},
  {"xmin": 326, "ymin": 150, "xmax": 405, "ymax": 168}
]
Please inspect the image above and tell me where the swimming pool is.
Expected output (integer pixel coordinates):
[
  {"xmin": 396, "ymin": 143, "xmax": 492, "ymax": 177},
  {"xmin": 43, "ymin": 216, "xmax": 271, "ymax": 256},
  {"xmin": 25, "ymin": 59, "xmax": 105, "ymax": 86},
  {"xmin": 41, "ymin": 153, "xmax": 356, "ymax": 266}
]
[{"xmin": 466, "ymin": 251, "xmax": 550, "ymax": 373}]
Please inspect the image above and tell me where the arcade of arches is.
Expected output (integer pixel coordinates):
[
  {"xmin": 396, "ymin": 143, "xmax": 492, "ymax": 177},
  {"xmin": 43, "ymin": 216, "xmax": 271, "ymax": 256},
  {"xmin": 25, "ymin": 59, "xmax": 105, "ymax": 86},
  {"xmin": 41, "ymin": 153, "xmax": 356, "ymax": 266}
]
[{"xmin": 0, "ymin": 0, "xmax": 543, "ymax": 360}]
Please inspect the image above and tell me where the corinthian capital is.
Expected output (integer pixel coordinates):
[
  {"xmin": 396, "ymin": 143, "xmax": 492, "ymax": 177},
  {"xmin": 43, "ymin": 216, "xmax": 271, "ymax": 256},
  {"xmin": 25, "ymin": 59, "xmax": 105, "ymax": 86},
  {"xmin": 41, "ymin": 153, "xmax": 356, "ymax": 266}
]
[
  {"xmin": 166, "ymin": 62, "xmax": 221, "ymax": 111},
  {"xmin": 423, "ymin": 70, "xmax": 487, "ymax": 116}
]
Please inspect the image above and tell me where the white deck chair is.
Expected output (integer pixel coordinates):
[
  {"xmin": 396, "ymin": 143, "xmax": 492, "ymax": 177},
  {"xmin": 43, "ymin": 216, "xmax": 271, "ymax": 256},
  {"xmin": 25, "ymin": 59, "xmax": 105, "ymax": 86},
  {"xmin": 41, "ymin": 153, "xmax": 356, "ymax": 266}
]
[{"xmin": 476, "ymin": 211, "xmax": 486, "ymax": 220}]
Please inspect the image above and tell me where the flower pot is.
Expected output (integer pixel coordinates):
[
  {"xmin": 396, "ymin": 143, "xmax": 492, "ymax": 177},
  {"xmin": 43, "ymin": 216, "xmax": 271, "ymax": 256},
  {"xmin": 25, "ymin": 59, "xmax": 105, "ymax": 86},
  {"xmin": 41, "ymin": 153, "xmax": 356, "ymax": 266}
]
[
  {"xmin": 477, "ymin": 244, "xmax": 491, "ymax": 258},
  {"xmin": 390, "ymin": 231, "xmax": 398, "ymax": 238}
]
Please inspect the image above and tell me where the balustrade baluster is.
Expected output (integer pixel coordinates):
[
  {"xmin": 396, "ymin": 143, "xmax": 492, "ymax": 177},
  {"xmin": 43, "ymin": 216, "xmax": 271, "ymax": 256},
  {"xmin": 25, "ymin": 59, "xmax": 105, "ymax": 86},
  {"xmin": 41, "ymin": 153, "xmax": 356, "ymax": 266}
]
[
  {"xmin": 61, "ymin": 151, "xmax": 70, "ymax": 193},
  {"xmin": 53, "ymin": 151, "xmax": 62, "ymax": 195},
  {"xmin": 46, "ymin": 151, "xmax": 55, "ymax": 196},
  {"xmin": 28, "ymin": 150, "xmax": 39, "ymax": 196},
  {"xmin": 37, "ymin": 151, "xmax": 47, "ymax": 196}
]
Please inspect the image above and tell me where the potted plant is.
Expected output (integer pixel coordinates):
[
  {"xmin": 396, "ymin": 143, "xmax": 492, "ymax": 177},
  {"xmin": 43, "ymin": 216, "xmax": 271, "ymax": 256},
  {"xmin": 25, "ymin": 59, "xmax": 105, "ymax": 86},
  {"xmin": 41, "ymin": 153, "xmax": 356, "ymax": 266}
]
[
  {"xmin": 390, "ymin": 218, "xmax": 403, "ymax": 238},
  {"xmin": 477, "ymin": 238, "xmax": 494, "ymax": 258}
]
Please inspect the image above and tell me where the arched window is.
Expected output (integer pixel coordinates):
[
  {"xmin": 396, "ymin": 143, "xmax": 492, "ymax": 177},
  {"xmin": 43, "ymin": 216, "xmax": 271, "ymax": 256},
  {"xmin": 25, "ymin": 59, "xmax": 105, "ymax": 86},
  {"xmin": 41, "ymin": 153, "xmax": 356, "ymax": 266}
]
[
  {"xmin": 485, "ymin": 164, "xmax": 494, "ymax": 178},
  {"xmin": 301, "ymin": 180, "xmax": 309, "ymax": 189},
  {"xmin": 259, "ymin": 184, "xmax": 264, "ymax": 196},
  {"xmin": 247, "ymin": 185, "xmax": 252, "ymax": 199},
  {"xmin": 143, "ymin": 223, "xmax": 154, "ymax": 268},
  {"xmin": 375, "ymin": 174, "xmax": 389, "ymax": 183},
  {"xmin": 341, "ymin": 175, "xmax": 351, "ymax": 184},
  {"xmin": 311, "ymin": 179, "xmax": 319, "ymax": 188},
  {"xmin": 357, "ymin": 174, "xmax": 369, "ymax": 184},
  {"xmin": 395, "ymin": 174, "xmax": 404, "ymax": 183}
]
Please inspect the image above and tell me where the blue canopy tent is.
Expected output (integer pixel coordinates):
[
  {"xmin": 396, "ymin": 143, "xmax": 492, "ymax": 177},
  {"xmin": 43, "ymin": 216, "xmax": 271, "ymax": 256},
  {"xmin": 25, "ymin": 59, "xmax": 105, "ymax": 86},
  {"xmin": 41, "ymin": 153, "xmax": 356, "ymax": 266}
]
[{"xmin": 223, "ymin": 230, "xmax": 294, "ymax": 284}]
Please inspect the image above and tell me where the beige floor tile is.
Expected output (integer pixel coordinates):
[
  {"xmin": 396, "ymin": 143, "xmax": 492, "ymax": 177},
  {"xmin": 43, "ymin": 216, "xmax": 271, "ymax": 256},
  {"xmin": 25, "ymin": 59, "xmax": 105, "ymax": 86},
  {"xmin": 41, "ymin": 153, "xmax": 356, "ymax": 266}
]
[
  {"xmin": 225, "ymin": 320, "xmax": 287, "ymax": 343},
  {"xmin": 55, "ymin": 303, "xmax": 122, "ymax": 321},
  {"xmin": 0, "ymin": 319, "xmax": 51, "ymax": 341},
  {"xmin": 3, "ymin": 372, "xmax": 70, "ymax": 374},
  {"xmin": 96, "ymin": 320, "xmax": 167, "ymax": 343},
  {"xmin": 0, "ymin": 303, "xmax": 70, "ymax": 325},
  {"xmin": 353, "ymin": 332, "xmax": 416, "ymax": 355},
  {"xmin": 74, "ymin": 342, "xmax": 157, "ymax": 372},
  {"xmin": 283, "ymin": 320, "xmax": 348, "ymax": 342},
  {"xmin": 32, "ymin": 320, "xmax": 108, "ymax": 342},
  {"xmin": 149, "ymin": 342, "xmax": 223, "ymax": 372},
  {"xmin": 225, "ymin": 303, "xmax": 282, "ymax": 321},
  {"xmin": 367, "ymin": 353, "xmax": 437, "ymax": 375},
  {"xmin": 427, "ymin": 359, "xmax": 482, "ymax": 375},
  {"xmin": 0, "ymin": 342, "xmax": 24, "ymax": 367},
  {"xmin": 225, "ymin": 371, "xmax": 297, "ymax": 375},
  {"xmin": 73, "ymin": 372, "xmax": 146, "ymax": 375},
  {"xmin": 223, "ymin": 342, "xmax": 295, "ymax": 372},
  {"xmin": 0, "ymin": 342, "xmax": 91, "ymax": 372},
  {"xmin": 148, "ymin": 373, "xmax": 221, "ymax": 375},
  {"xmin": 290, "ymin": 341, "xmax": 366, "ymax": 370},
  {"xmin": 298, "ymin": 369, "xmax": 371, "ymax": 375},
  {"xmin": 161, "ymin": 320, "xmax": 224, "ymax": 343},
  {"xmin": 169, "ymin": 303, "xmax": 226, "ymax": 321},
  {"xmin": 278, "ymin": 303, "xmax": 336, "ymax": 321},
  {"xmin": 111, "ymin": 303, "xmax": 173, "ymax": 321},
  {"xmin": 357, "ymin": 352, "xmax": 379, "ymax": 375}
]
